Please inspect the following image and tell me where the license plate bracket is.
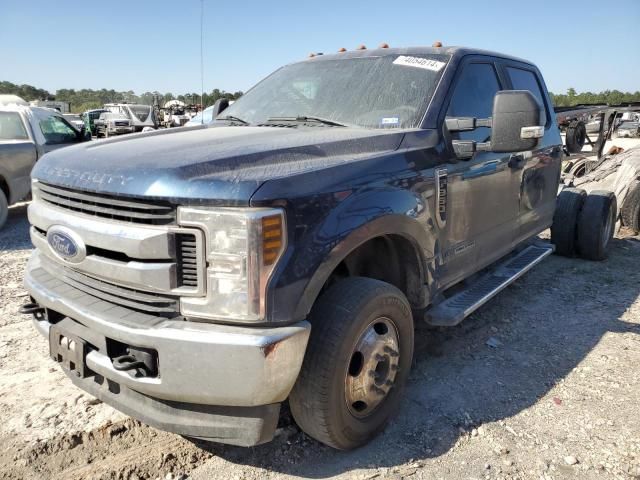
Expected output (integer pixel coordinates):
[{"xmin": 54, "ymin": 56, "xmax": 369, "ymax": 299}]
[{"xmin": 49, "ymin": 325, "xmax": 90, "ymax": 378}]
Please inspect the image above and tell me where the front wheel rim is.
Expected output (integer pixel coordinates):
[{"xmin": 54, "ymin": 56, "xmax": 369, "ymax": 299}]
[{"xmin": 345, "ymin": 317, "xmax": 400, "ymax": 418}]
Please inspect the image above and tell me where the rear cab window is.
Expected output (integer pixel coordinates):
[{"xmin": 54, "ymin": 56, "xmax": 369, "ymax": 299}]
[
  {"xmin": 505, "ymin": 66, "xmax": 550, "ymax": 125},
  {"xmin": 0, "ymin": 111, "xmax": 29, "ymax": 140}
]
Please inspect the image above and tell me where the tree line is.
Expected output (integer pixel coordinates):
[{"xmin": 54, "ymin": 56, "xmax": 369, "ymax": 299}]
[
  {"xmin": 548, "ymin": 88, "xmax": 640, "ymax": 107},
  {"xmin": 2, "ymin": 80, "xmax": 640, "ymax": 112},
  {"xmin": 0, "ymin": 81, "xmax": 243, "ymax": 113}
]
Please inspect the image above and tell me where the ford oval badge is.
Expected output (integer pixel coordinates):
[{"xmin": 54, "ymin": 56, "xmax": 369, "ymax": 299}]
[{"xmin": 46, "ymin": 226, "xmax": 86, "ymax": 263}]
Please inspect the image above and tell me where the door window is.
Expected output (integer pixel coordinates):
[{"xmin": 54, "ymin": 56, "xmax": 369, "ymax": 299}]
[
  {"xmin": 39, "ymin": 115, "xmax": 78, "ymax": 144},
  {"xmin": 506, "ymin": 67, "xmax": 547, "ymax": 120},
  {"xmin": 446, "ymin": 63, "xmax": 501, "ymax": 143},
  {"xmin": 0, "ymin": 112, "xmax": 29, "ymax": 140}
]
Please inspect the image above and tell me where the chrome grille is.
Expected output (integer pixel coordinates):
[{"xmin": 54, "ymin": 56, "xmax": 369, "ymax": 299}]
[{"xmin": 36, "ymin": 182, "xmax": 176, "ymax": 225}]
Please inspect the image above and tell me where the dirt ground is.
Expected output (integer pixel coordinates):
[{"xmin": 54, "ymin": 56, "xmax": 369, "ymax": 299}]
[{"xmin": 0, "ymin": 202, "xmax": 639, "ymax": 480}]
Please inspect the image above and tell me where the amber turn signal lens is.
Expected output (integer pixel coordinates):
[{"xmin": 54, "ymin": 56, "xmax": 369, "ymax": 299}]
[{"xmin": 262, "ymin": 215, "xmax": 283, "ymax": 265}]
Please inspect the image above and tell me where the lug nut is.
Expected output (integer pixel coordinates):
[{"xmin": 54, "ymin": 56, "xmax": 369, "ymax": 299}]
[{"xmin": 384, "ymin": 346, "xmax": 399, "ymax": 357}]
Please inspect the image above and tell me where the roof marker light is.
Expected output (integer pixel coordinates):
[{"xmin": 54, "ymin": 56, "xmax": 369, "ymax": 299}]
[
  {"xmin": 308, "ymin": 53, "xmax": 316, "ymax": 57},
  {"xmin": 432, "ymin": 41, "xmax": 443, "ymax": 47},
  {"xmin": 338, "ymin": 47, "xmax": 347, "ymax": 52},
  {"xmin": 356, "ymin": 44, "xmax": 367, "ymax": 50},
  {"xmin": 379, "ymin": 43, "xmax": 389, "ymax": 48}
]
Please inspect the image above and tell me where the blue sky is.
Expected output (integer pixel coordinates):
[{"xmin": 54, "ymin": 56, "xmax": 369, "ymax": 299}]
[{"xmin": 1, "ymin": 0, "xmax": 638, "ymax": 95}]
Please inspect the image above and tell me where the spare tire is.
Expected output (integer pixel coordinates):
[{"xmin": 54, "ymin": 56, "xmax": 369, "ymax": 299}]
[
  {"xmin": 577, "ymin": 191, "xmax": 617, "ymax": 261},
  {"xmin": 566, "ymin": 121, "xmax": 587, "ymax": 154},
  {"xmin": 620, "ymin": 180, "xmax": 640, "ymax": 234},
  {"xmin": 551, "ymin": 188, "xmax": 586, "ymax": 257}
]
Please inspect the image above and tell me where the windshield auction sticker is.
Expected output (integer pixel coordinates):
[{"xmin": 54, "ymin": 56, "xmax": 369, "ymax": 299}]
[{"xmin": 393, "ymin": 56, "xmax": 446, "ymax": 72}]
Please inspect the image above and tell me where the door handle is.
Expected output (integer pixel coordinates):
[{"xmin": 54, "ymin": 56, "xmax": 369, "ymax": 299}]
[{"xmin": 508, "ymin": 154, "xmax": 526, "ymax": 169}]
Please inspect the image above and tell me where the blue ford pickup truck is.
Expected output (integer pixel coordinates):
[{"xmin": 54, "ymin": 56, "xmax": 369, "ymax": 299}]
[{"xmin": 21, "ymin": 45, "xmax": 617, "ymax": 449}]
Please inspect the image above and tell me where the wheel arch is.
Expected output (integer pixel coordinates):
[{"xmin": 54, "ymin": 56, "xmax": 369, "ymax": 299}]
[
  {"xmin": 0, "ymin": 175, "xmax": 9, "ymax": 203},
  {"xmin": 293, "ymin": 214, "xmax": 435, "ymax": 320}
]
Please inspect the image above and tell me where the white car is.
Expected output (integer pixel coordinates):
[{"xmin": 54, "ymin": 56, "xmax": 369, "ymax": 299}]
[{"xmin": 94, "ymin": 112, "xmax": 134, "ymax": 138}]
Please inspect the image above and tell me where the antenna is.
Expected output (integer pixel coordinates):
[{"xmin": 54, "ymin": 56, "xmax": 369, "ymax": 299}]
[{"xmin": 200, "ymin": 0, "xmax": 204, "ymax": 124}]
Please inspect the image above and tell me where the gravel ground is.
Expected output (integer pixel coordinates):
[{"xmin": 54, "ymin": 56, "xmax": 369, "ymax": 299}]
[{"xmin": 0, "ymin": 202, "xmax": 639, "ymax": 480}]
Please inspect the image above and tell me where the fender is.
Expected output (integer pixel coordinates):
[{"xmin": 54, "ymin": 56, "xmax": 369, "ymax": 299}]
[{"xmin": 285, "ymin": 186, "xmax": 438, "ymax": 322}]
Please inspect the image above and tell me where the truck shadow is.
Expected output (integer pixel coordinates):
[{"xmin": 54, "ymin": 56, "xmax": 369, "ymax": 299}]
[
  {"xmin": 0, "ymin": 203, "xmax": 32, "ymax": 252},
  {"xmin": 193, "ymin": 234, "xmax": 640, "ymax": 478}
]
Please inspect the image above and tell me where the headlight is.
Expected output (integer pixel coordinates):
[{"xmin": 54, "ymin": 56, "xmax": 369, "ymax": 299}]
[{"xmin": 178, "ymin": 206, "xmax": 286, "ymax": 323}]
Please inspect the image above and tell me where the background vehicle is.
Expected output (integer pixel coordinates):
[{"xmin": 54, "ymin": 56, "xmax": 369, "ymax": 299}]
[
  {"xmin": 184, "ymin": 101, "xmax": 235, "ymax": 127},
  {"xmin": 81, "ymin": 109, "xmax": 108, "ymax": 137},
  {"xmin": 0, "ymin": 105, "xmax": 90, "ymax": 228},
  {"xmin": 616, "ymin": 121, "xmax": 639, "ymax": 138},
  {"xmin": 184, "ymin": 104, "xmax": 215, "ymax": 126},
  {"xmin": 22, "ymin": 45, "xmax": 617, "ymax": 451},
  {"xmin": 94, "ymin": 112, "xmax": 134, "ymax": 137},
  {"xmin": 62, "ymin": 114, "xmax": 85, "ymax": 131},
  {"xmin": 104, "ymin": 103, "xmax": 157, "ymax": 131},
  {"xmin": 0, "ymin": 94, "xmax": 28, "ymax": 106},
  {"xmin": 28, "ymin": 100, "xmax": 70, "ymax": 113},
  {"xmin": 158, "ymin": 100, "xmax": 192, "ymax": 128}
]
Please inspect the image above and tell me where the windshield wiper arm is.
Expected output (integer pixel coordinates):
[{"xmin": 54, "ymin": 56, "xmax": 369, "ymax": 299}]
[
  {"xmin": 266, "ymin": 116, "xmax": 348, "ymax": 127},
  {"xmin": 217, "ymin": 115, "xmax": 250, "ymax": 125}
]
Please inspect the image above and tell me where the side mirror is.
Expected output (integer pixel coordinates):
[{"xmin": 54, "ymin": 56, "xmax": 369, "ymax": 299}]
[
  {"xmin": 448, "ymin": 90, "xmax": 544, "ymax": 160},
  {"xmin": 211, "ymin": 98, "xmax": 229, "ymax": 118},
  {"xmin": 81, "ymin": 125, "xmax": 92, "ymax": 141},
  {"xmin": 490, "ymin": 90, "xmax": 544, "ymax": 153}
]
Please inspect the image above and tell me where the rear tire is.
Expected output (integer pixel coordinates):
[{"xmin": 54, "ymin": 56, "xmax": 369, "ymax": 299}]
[
  {"xmin": 289, "ymin": 277, "xmax": 414, "ymax": 450},
  {"xmin": 0, "ymin": 189, "xmax": 8, "ymax": 230},
  {"xmin": 566, "ymin": 121, "xmax": 587, "ymax": 154},
  {"xmin": 620, "ymin": 181, "xmax": 640, "ymax": 234},
  {"xmin": 551, "ymin": 188, "xmax": 586, "ymax": 257},
  {"xmin": 577, "ymin": 191, "xmax": 617, "ymax": 261}
]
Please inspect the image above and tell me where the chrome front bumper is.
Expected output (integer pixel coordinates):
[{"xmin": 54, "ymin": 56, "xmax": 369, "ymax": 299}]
[{"xmin": 25, "ymin": 251, "xmax": 311, "ymax": 407}]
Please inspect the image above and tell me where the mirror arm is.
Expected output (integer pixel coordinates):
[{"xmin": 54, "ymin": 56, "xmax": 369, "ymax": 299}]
[
  {"xmin": 452, "ymin": 140, "xmax": 475, "ymax": 159},
  {"xmin": 451, "ymin": 140, "xmax": 492, "ymax": 160},
  {"xmin": 446, "ymin": 117, "xmax": 492, "ymax": 132}
]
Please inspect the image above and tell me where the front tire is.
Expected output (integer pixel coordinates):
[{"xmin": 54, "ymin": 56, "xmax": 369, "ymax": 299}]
[{"xmin": 289, "ymin": 277, "xmax": 414, "ymax": 450}]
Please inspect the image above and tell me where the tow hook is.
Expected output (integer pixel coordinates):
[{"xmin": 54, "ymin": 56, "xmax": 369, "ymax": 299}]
[
  {"xmin": 111, "ymin": 347, "xmax": 158, "ymax": 378},
  {"xmin": 19, "ymin": 302, "xmax": 45, "ymax": 319}
]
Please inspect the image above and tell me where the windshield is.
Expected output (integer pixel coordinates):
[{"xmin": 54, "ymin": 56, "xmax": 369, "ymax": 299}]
[
  {"xmin": 0, "ymin": 111, "xmax": 28, "ymax": 140},
  {"xmin": 221, "ymin": 54, "xmax": 449, "ymax": 129}
]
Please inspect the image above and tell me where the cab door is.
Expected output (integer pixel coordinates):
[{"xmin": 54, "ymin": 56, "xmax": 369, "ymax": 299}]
[
  {"xmin": 436, "ymin": 60, "xmax": 520, "ymax": 288},
  {"xmin": 501, "ymin": 64, "xmax": 563, "ymax": 244}
]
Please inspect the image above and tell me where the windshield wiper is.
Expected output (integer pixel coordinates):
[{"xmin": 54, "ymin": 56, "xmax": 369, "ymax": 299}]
[
  {"xmin": 266, "ymin": 116, "xmax": 348, "ymax": 127},
  {"xmin": 217, "ymin": 115, "xmax": 250, "ymax": 125}
]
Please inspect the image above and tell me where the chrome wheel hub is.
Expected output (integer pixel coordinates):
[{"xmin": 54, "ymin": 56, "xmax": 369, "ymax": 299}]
[{"xmin": 345, "ymin": 317, "xmax": 400, "ymax": 418}]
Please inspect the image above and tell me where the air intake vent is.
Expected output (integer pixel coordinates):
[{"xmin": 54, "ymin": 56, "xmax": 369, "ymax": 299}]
[{"xmin": 176, "ymin": 234, "xmax": 199, "ymax": 287}]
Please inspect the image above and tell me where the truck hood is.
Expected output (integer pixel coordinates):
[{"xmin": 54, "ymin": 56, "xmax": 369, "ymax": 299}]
[{"xmin": 32, "ymin": 125, "xmax": 404, "ymax": 204}]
